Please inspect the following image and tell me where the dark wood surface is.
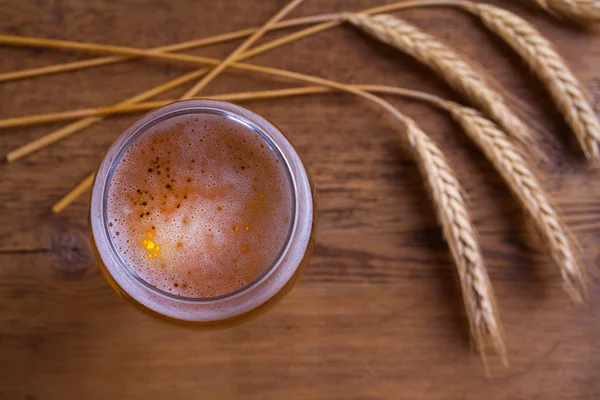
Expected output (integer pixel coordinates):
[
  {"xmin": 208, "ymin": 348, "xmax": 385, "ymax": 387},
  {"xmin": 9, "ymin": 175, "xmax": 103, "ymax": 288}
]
[{"xmin": 2, "ymin": 1, "xmax": 600, "ymax": 399}]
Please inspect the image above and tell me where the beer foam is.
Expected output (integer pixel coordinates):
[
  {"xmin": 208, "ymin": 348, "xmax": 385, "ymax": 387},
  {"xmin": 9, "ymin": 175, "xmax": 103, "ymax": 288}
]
[{"xmin": 107, "ymin": 113, "xmax": 293, "ymax": 298}]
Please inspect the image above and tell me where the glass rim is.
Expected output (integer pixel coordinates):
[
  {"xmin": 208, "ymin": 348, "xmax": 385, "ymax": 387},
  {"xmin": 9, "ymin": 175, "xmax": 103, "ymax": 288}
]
[{"xmin": 97, "ymin": 100, "xmax": 300, "ymax": 304}]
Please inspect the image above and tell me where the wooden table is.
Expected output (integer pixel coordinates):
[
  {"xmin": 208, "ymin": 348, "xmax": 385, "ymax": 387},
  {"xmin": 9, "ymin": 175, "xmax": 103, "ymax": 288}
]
[{"xmin": 1, "ymin": 1, "xmax": 600, "ymax": 398}]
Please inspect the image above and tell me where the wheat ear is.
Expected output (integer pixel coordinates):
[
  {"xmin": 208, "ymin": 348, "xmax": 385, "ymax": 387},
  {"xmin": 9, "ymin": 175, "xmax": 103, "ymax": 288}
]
[
  {"xmin": 546, "ymin": 0, "xmax": 600, "ymax": 23},
  {"xmin": 346, "ymin": 13, "xmax": 536, "ymax": 152},
  {"xmin": 525, "ymin": 0, "xmax": 600, "ymax": 24},
  {"xmin": 406, "ymin": 120, "xmax": 506, "ymax": 368},
  {"xmin": 446, "ymin": 103, "xmax": 589, "ymax": 301},
  {"xmin": 466, "ymin": 3, "xmax": 600, "ymax": 159}
]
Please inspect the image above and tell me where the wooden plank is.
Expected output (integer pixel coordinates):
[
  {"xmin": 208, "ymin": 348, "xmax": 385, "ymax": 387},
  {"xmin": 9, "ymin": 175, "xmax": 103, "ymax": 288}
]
[
  {"xmin": 1, "ymin": 251, "xmax": 600, "ymax": 399},
  {"xmin": 1, "ymin": 0, "xmax": 600, "ymax": 398}
]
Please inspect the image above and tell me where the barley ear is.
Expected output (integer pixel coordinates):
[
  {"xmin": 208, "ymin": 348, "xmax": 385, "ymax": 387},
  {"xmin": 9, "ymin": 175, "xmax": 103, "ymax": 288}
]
[
  {"xmin": 406, "ymin": 120, "xmax": 507, "ymax": 367},
  {"xmin": 446, "ymin": 103, "xmax": 590, "ymax": 302},
  {"xmin": 525, "ymin": 0, "xmax": 600, "ymax": 24},
  {"xmin": 469, "ymin": 3, "xmax": 600, "ymax": 159},
  {"xmin": 346, "ymin": 13, "xmax": 538, "ymax": 155}
]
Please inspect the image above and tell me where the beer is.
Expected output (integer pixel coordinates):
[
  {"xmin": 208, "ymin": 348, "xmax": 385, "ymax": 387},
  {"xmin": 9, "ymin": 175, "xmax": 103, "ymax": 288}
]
[{"xmin": 90, "ymin": 100, "xmax": 315, "ymax": 326}]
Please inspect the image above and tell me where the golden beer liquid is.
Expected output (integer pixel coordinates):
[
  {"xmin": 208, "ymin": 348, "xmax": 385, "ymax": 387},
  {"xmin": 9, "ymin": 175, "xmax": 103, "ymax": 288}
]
[{"xmin": 89, "ymin": 102, "xmax": 316, "ymax": 328}]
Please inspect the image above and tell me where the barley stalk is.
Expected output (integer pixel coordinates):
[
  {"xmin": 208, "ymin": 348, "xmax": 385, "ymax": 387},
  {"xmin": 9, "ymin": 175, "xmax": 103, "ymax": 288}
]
[
  {"xmin": 406, "ymin": 120, "xmax": 506, "ymax": 367},
  {"xmin": 445, "ymin": 102, "xmax": 589, "ymax": 301},
  {"xmin": 524, "ymin": 0, "xmax": 600, "ymax": 24},
  {"xmin": 468, "ymin": 3, "xmax": 600, "ymax": 159},
  {"xmin": 346, "ymin": 13, "xmax": 536, "ymax": 153}
]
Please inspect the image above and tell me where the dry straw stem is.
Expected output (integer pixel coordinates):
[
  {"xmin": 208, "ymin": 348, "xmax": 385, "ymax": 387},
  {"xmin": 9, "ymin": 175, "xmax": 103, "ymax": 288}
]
[
  {"xmin": 0, "ymin": 14, "xmax": 335, "ymax": 83},
  {"xmin": 0, "ymin": 9, "xmax": 534, "ymax": 146},
  {"xmin": 0, "ymin": 53, "xmax": 450, "ymax": 131},
  {"xmin": 464, "ymin": 3, "xmax": 600, "ymax": 159},
  {"xmin": 524, "ymin": 0, "xmax": 600, "ymax": 24},
  {"xmin": 0, "ymin": 0, "xmax": 438, "ymax": 84},
  {"xmin": 5, "ymin": 10, "xmax": 318, "ymax": 160},
  {"xmin": 180, "ymin": 0, "xmax": 305, "ymax": 98},
  {"xmin": 7, "ymin": 7, "xmax": 308, "ymax": 161},
  {"xmin": 345, "ymin": 13, "xmax": 537, "ymax": 152},
  {"xmin": 3, "ymin": 0, "xmax": 437, "ymax": 162},
  {"xmin": 446, "ymin": 103, "xmax": 590, "ymax": 302},
  {"xmin": 0, "ymin": 3, "xmax": 433, "ymax": 72},
  {"xmin": 6, "ymin": 69, "xmax": 209, "ymax": 162},
  {"xmin": 51, "ymin": 172, "xmax": 96, "ymax": 214},
  {"xmin": 406, "ymin": 120, "xmax": 506, "ymax": 368},
  {"xmin": 1, "ymin": 86, "xmax": 445, "ymax": 133}
]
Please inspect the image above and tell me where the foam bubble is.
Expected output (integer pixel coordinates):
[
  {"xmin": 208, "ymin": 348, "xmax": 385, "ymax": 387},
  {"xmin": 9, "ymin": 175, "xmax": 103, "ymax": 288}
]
[{"xmin": 107, "ymin": 113, "xmax": 293, "ymax": 298}]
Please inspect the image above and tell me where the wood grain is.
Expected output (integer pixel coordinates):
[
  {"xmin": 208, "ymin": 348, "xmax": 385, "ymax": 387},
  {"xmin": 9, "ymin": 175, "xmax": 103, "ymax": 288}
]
[{"xmin": 1, "ymin": 0, "xmax": 600, "ymax": 398}]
